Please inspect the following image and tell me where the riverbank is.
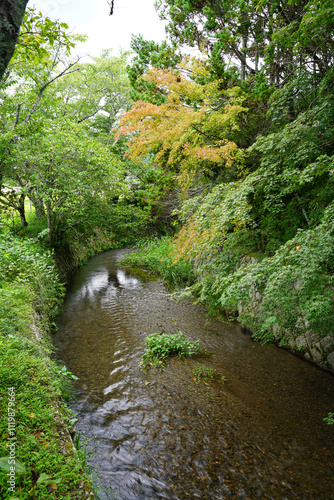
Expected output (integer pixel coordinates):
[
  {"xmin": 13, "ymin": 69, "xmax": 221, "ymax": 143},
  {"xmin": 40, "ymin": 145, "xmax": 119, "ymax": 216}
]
[
  {"xmin": 121, "ymin": 235, "xmax": 334, "ymax": 372},
  {"xmin": 0, "ymin": 234, "xmax": 95, "ymax": 499}
]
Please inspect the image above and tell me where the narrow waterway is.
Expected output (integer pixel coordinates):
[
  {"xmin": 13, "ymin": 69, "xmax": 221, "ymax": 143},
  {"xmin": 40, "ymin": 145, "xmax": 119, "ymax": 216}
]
[{"xmin": 54, "ymin": 249, "xmax": 334, "ymax": 500}]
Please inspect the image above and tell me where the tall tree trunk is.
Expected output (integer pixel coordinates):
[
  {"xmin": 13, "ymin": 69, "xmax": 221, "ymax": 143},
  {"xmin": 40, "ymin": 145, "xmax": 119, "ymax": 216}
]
[
  {"xmin": 18, "ymin": 193, "xmax": 27, "ymax": 227},
  {"xmin": 240, "ymin": 34, "xmax": 247, "ymax": 81},
  {"xmin": 255, "ymin": 43, "xmax": 259, "ymax": 73},
  {"xmin": 45, "ymin": 200, "xmax": 58, "ymax": 246},
  {"xmin": 0, "ymin": 0, "xmax": 29, "ymax": 82}
]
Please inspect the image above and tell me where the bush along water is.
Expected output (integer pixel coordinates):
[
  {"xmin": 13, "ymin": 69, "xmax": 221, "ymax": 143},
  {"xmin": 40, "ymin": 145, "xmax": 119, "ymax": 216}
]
[{"xmin": 0, "ymin": 233, "xmax": 94, "ymax": 499}]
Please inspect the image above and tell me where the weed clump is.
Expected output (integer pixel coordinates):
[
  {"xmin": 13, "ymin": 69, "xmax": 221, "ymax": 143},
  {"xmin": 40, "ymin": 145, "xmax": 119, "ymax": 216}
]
[
  {"xmin": 193, "ymin": 364, "xmax": 227, "ymax": 385},
  {"xmin": 193, "ymin": 364, "xmax": 215, "ymax": 383},
  {"xmin": 140, "ymin": 331, "xmax": 200, "ymax": 369}
]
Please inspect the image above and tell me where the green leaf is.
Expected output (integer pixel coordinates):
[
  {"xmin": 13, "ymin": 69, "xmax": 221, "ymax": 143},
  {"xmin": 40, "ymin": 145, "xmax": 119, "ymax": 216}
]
[
  {"xmin": 36, "ymin": 473, "xmax": 52, "ymax": 484},
  {"xmin": 0, "ymin": 457, "xmax": 27, "ymax": 475},
  {"xmin": 37, "ymin": 472, "xmax": 61, "ymax": 485}
]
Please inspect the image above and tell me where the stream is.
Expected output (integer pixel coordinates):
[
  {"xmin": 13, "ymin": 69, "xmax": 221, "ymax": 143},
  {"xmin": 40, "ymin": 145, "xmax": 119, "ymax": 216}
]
[{"xmin": 54, "ymin": 248, "xmax": 334, "ymax": 500}]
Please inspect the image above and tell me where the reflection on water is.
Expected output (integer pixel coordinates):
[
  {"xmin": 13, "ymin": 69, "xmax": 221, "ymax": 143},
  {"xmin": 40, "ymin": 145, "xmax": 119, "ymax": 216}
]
[
  {"xmin": 116, "ymin": 270, "xmax": 140, "ymax": 289},
  {"xmin": 54, "ymin": 249, "xmax": 334, "ymax": 500}
]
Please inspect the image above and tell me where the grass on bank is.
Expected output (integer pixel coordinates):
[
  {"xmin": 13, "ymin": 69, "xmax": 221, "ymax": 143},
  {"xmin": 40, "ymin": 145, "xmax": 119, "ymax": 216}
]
[
  {"xmin": 0, "ymin": 335, "xmax": 91, "ymax": 500},
  {"xmin": 0, "ymin": 229, "xmax": 93, "ymax": 499},
  {"xmin": 121, "ymin": 236, "xmax": 195, "ymax": 287}
]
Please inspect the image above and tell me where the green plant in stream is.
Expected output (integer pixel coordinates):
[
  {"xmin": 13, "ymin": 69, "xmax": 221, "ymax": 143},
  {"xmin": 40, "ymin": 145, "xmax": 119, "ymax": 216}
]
[
  {"xmin": 56, "ymin": 365, "xmax": 79, "ymax": 381},
  {"xmin": 140, "ymin": 331, "xmax": 200, "ymax": 369},
  {"xmin": 193, "ymin": 364, "xmax": 227, "ymax": 384},
  {"xmin": 193, "ymin": 364, "xmax": 215, "ymax": 383},
  {"xmin": 55, "ymin": 366, "xmax": 80, "ymax": 403},
  {"xmin": 324, "ymin": 412, "xmax": 334, "ymax": 425},
  {"xmin": 73, "ymin": 433, "xmax": 90, "ymax": 468}
]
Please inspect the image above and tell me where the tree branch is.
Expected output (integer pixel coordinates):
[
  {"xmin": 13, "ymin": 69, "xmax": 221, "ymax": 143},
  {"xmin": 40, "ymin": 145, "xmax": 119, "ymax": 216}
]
[
  {"xmin": 21, "ymin": 60, "xmax": 80, "ymax": 127},
  {"xmin": 14, "ymin": 102, "xmax": 22, "ymax": 128},
  {"xmin": 77, "ymin": 105, "xmax": 105, "ymax": 124}
]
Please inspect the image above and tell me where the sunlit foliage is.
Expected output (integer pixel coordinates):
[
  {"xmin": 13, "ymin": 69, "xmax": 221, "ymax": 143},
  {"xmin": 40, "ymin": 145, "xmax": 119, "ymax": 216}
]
[{"xmin": 115, "ymin": 59, "xmax": 249, "ymax": 188}]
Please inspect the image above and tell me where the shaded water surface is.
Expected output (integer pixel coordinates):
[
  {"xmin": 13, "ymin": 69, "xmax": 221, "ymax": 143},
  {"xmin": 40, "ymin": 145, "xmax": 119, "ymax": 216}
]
[{"xmin": 54, "ymin": 249, "xmax": 334, "ymax": 499}]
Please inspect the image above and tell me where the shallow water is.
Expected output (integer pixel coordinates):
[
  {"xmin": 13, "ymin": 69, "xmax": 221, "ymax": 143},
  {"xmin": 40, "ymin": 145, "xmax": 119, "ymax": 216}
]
[{"xmin": 54, "ymin": 249, "xmax": 334, "ymax": 499}]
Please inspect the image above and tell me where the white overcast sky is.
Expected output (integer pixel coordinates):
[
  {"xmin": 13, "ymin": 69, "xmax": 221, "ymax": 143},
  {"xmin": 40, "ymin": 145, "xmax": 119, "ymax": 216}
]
[{"xmin": 27, "ymin": 0, "xmax": 168, "ymax": 57}]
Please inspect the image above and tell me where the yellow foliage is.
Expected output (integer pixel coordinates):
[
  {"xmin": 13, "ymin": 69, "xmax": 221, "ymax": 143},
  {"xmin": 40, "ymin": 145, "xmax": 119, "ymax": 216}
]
[{"xmin": 114, "ymin": 58, "xmax": 249, "ymax": 187}]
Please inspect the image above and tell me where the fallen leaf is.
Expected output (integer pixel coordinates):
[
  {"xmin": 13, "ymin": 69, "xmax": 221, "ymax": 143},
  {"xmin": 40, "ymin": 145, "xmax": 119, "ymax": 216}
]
[{"xmin": 47, "ymin": 483, "xmax": 58, "ymax": 491}]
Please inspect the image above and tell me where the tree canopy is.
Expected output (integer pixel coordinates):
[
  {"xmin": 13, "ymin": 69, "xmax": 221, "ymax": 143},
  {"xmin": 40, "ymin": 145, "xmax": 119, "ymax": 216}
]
[{"xmin": 0, "ymin": 7, "xmax": 148, "ymax": 251}]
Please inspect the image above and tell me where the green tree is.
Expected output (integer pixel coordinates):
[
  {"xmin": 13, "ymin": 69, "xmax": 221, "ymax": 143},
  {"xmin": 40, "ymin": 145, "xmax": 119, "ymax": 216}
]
[
  {"xmin": 126, "ymin": 34, "xmax": 182, "ymax": 104},
  {"xmin": 155, "ymin": 0, "xmax": 334, "ymax": 90},
  {"xmin": 0, "ymin": 8, "xmax": 142, "ymax": 245},
  {"xmin": 50, "ymin": 49, "xmax": 133, "ymax": 142},
  {"xmin": 155, "ymin": 0, "xmax": 272, "ymax": 81},
  {"xmin": 0, "ymin": 7, "xmax": 82, "ymax": 194},
  {"xmin": 7, "ymin": 120, "xmax": 126, "ymax": 246}
]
